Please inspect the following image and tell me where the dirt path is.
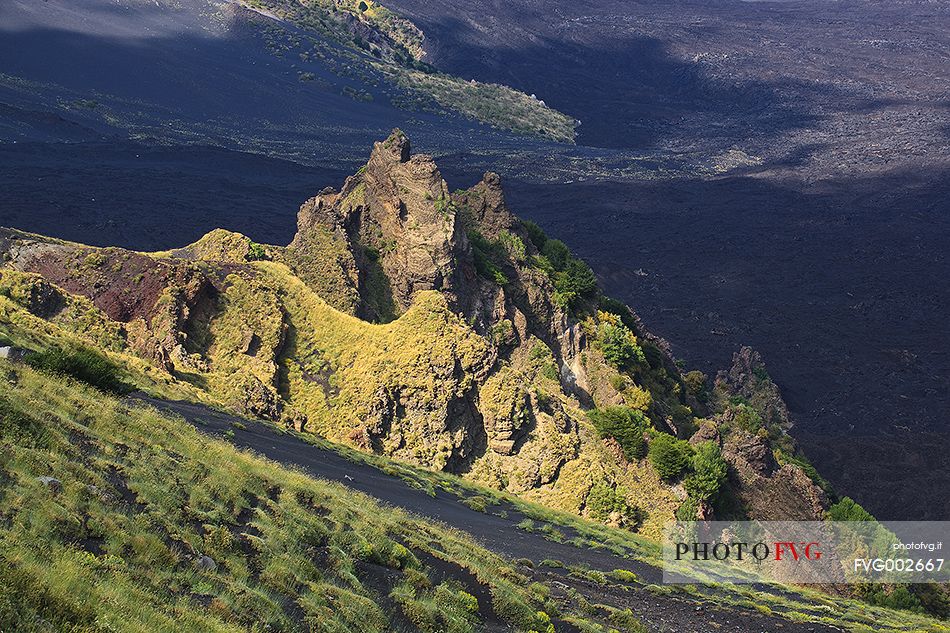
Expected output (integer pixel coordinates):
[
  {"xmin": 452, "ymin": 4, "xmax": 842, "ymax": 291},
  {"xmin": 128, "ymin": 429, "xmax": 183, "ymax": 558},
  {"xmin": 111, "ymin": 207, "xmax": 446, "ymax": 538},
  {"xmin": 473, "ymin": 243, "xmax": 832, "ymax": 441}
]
[{"xmin": 135, "ymin": 395, "xmax": 842, "ymax": 633}]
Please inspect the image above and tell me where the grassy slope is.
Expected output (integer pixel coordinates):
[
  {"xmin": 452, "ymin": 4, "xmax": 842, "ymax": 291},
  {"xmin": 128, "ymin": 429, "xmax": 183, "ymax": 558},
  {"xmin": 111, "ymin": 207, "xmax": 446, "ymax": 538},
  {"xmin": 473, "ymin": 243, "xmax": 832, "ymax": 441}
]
[
  {"xmin": 1, "ymin": 232, "xmax": 945, "ymax": 630},
  {"xmin": 375, "ymin": 63, "xmax": 577, "ymax": 143},
  {"xmin": 0, "ymin": 256, "xmax": 944, "ymax": 631},
  {"xmin": 0, "ymin": 361, "xmax": 565, "ymax": 633},
  {"xmin": 262, "ymin": 415, "xmax": 950, "ymax": 633},
  {"xmin": 0, "ymin": 269, "xmax": 204, "ymax": 404},
  {"xmin": 3, "ymin": 362, "xmax": 947, "ymax": 633},
  {"xmin": 256, "ymin": 262, "xmax": 490, "ymax": 446},
  {"xmin": 0, "ymin": 241, "xmax": 807, "ymax": 541}
]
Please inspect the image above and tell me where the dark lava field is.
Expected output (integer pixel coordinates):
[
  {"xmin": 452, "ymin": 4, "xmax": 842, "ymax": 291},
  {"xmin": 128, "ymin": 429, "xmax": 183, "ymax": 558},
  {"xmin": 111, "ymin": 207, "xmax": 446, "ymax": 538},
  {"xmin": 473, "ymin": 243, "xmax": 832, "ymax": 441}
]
[{"xmin": 2, "ymin": 0, "xmax": 948, "ymax": 519}]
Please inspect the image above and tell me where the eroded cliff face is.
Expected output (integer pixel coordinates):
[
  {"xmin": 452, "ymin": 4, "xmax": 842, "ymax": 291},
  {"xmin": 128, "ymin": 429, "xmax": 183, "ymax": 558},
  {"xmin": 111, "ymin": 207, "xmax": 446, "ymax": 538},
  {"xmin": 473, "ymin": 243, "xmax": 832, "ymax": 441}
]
[
  {"xmin": 711, "ymin": 347, "xmax": 829, "ymax": 520},
  {"xmin": 0, "ymin": 230, "xmax": 223, "ymax": 373},
  {"xmin": 0, "ymin": 131, "xmax": 830, "ymax": 532},
  {"xmin": 355, "ymin": 132, "xmax": 463, "ymax": 306},
  {"xmin": 713, "ymin": 426, "xmax": 826, "ymax": 520},
  {"xmin": 284, "ymin": 131, "xmax": 563, "ymax": 344},
  {"xmin": 288, "ymin": 131, "xmax": 476, "ymax": 322}
]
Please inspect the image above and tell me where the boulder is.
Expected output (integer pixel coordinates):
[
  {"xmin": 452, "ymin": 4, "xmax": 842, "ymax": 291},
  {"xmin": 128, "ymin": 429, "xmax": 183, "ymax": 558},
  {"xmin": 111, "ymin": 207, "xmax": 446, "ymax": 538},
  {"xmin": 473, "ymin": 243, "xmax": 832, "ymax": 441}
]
[
  {"xmin": 282, "ymin": 408, "xmax": 308, "ymax": 433},
  {"xmin": 195, "ymin": 555, "xmax": 217, "ymax": 572},
  {"xmin": 238, "ymin": 375, "xmax": 281, "ymax": 421},
  {"xmin": 689, "ymin": 420, "xmax": 721, "ymax": 447},
  {"xmin": 722, "ymin": 429, "xmax": 776, "ymax": 477},
  {"xmin": 36, "ymin": 476, "xmax": 62, "ymax": 493}
]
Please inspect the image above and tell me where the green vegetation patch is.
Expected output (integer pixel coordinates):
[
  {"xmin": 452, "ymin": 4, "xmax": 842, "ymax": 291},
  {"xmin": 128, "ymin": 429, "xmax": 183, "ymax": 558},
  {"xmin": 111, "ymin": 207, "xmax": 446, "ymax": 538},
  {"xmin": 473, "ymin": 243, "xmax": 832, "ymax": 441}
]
[
  {"xmin": 586, "ymin": 406, "xmax": 648, "ymax": 461},
  {"xmin": 647, "ymin": 434, "xmax": 693, "ymax": 481},
  {"xmin": 243, "ymin": 0, "xmax": 575, "ymax": 141},
  {"xmin": 0, "ymin": 363, "xmax": 550, "ymax": 632},
  {"xmin": 590, "ymin": 312, "xmax": 645, "ymax": 370},
  {"xmin": 585, "ymin": 482, "xmax": 644, "ymax": 529},
  {"xmin": 828, "ymin": 496, "xmax": 875, "ymax": 522},
  {"xmin": 381, "ymin": 66, "xmax": 577, "ymax": 143},
  {"xmin": 468, "ymin": 229, "xmax": 510, "ymax": 286},
  {"xmin": 683, "ymin": 441, "xmax": 728, "ymax": 502},
  {"xmin": 527, "ymin": 237, "xmax": 598, "ymax": 312},
  {"xmin": 26, "ymin": 344, "xmax": 133, "ymax": 395}
]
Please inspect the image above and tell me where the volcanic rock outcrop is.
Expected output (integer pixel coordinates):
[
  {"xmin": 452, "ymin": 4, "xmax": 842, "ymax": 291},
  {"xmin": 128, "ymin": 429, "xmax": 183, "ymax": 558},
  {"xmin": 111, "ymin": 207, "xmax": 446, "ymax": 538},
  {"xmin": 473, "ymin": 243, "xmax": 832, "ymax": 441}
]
[{"xmin": 0, "ymin": 131, "xmax": 831, "ymax": 533}]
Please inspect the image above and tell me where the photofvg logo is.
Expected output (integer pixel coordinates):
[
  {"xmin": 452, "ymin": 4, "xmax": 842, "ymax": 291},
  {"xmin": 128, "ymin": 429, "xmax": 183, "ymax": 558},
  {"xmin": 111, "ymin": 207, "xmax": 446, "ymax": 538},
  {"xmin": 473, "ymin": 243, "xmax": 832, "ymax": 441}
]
[
  {"xmin": 662, "ymin": 521, "xmax": 950, "ymax": 585},
  {"xmin": 675, "ymin": 540, "xmax": 822, "ymax": 563}
]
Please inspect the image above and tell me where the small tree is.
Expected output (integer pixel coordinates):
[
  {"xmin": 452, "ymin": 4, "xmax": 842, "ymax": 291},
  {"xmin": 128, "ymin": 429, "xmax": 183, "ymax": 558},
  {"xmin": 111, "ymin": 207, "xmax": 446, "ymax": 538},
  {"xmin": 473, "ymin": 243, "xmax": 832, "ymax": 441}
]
[
  {"xmin": 828, "ymin": 497, "xmax": 875, "ymax": 522},
  {"xmin": 683, "ymin": 370, "xmax": 708, "ymax": 401},
  {"xmin": 727, "ymin": 403, "xmax": 764, "ymax": 433},
  {"xmin": 586, "ymin": 482, "xmax": 643, "ymax": 528},
  {"xmin": 521, "ymin": 219, "xmax": 547, "ymax": 250},
  {"xmin": 648, "ymin": 434, "xmax": 693, "ymax": 481},
  {"xmin": 497, "ymin": 230, "xmax": 526, "ymax": 263},
  {"xmin": 541, "ymin": 239, "xmax": 570, "ymax": 270},
  {"xmin": 864, "ymin": 586, "xmax": 923, "ymax": 613},
  {"xmin": 554, "ymin": 258, "xmax": 597, "ymax": 305},
  {"xmin": 246, "ymin": 242, "xmax": 269, "ymax": 261},
  {"xmin": 684, "ymin": 441, "xmax": 728, "ymax": 501},
  {"xmin": 587, "ymin": 406, "xmax": 648, "ymax": 460},
  {"xmin": 600, "ymin": 327, "xmax": 645, "ymax": 371}
]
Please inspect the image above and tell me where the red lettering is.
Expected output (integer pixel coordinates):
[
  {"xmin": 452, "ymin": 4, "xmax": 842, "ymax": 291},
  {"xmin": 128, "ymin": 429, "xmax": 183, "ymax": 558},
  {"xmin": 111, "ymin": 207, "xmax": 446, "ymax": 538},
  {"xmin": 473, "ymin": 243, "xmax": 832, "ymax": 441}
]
[{"xmin": 774, "ymin": 542, "xmax": 800, "ymax": 561}]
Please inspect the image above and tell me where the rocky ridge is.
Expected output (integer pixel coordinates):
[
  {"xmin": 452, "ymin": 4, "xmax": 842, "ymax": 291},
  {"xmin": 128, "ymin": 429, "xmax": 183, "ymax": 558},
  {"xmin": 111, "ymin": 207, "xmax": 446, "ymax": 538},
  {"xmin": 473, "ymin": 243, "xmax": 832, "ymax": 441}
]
[{"xmin": 0, "ymin": 131, "xmax": 830, "ymax": 533}]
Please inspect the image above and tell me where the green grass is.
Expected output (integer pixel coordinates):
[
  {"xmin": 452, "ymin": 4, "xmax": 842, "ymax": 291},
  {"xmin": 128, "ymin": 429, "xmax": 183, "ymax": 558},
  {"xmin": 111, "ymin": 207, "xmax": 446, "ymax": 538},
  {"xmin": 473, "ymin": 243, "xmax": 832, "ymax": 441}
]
[
  {"xmin": 608, "ymin": 569, "xmax": 638, "ymax": 584},
  {"xmin": 0, "ymin": 195, "xmax": 683, "ymax": 538},
  {"xmin": 0, "ymin": 362, "xmax": 553, "ymax": 632},
  {"xmin": 261, "ymin": 410, "xmax": 664, "ymax": 561},
  {"xmin": 2, "ymin": 362, "xmax": 946, "ymax": 632},
  {"xmin": 26, "ymin": 344, "xmax": 133, "ymax": 395},
  {"xmin": 263, "ymin": 411, "xmax": 950, "ymax": 633},
  {"xmin": 3, "ymin": 210, "xmax": 947, "ymax": 630},
  {"xmin": 0, "ymin": 269, "xmax": 207, "ymax": 404}
]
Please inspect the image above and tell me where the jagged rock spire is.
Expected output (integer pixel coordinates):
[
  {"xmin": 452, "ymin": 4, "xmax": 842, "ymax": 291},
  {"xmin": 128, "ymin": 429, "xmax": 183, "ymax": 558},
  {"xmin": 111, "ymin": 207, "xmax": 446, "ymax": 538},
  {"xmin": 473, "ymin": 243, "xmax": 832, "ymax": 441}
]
[
  {"xmin": 456, "ymin": 171, "xmax": 517, "ymax": 239},
  {"xmin": 372, "ymin": 128, "xmax": 411, "ymax": 163},
  {"xmin": 288, "ymin": 130, "xmax": 473, "ymax": 320}
]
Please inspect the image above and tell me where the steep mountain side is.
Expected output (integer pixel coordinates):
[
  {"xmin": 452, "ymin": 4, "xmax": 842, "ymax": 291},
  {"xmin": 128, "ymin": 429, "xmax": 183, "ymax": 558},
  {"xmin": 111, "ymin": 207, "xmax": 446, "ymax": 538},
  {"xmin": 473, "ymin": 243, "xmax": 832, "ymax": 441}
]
[
  {"xmin": 236, "ymin": 0, "xmax": 577, "ymax": 142},
  {"xmin": 0, "ymin": 132, "xmax": 830, "ymax": 536},
  {"xmin": 242, "ymin": 0, "xmax": 429, "ymax": 66}
]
